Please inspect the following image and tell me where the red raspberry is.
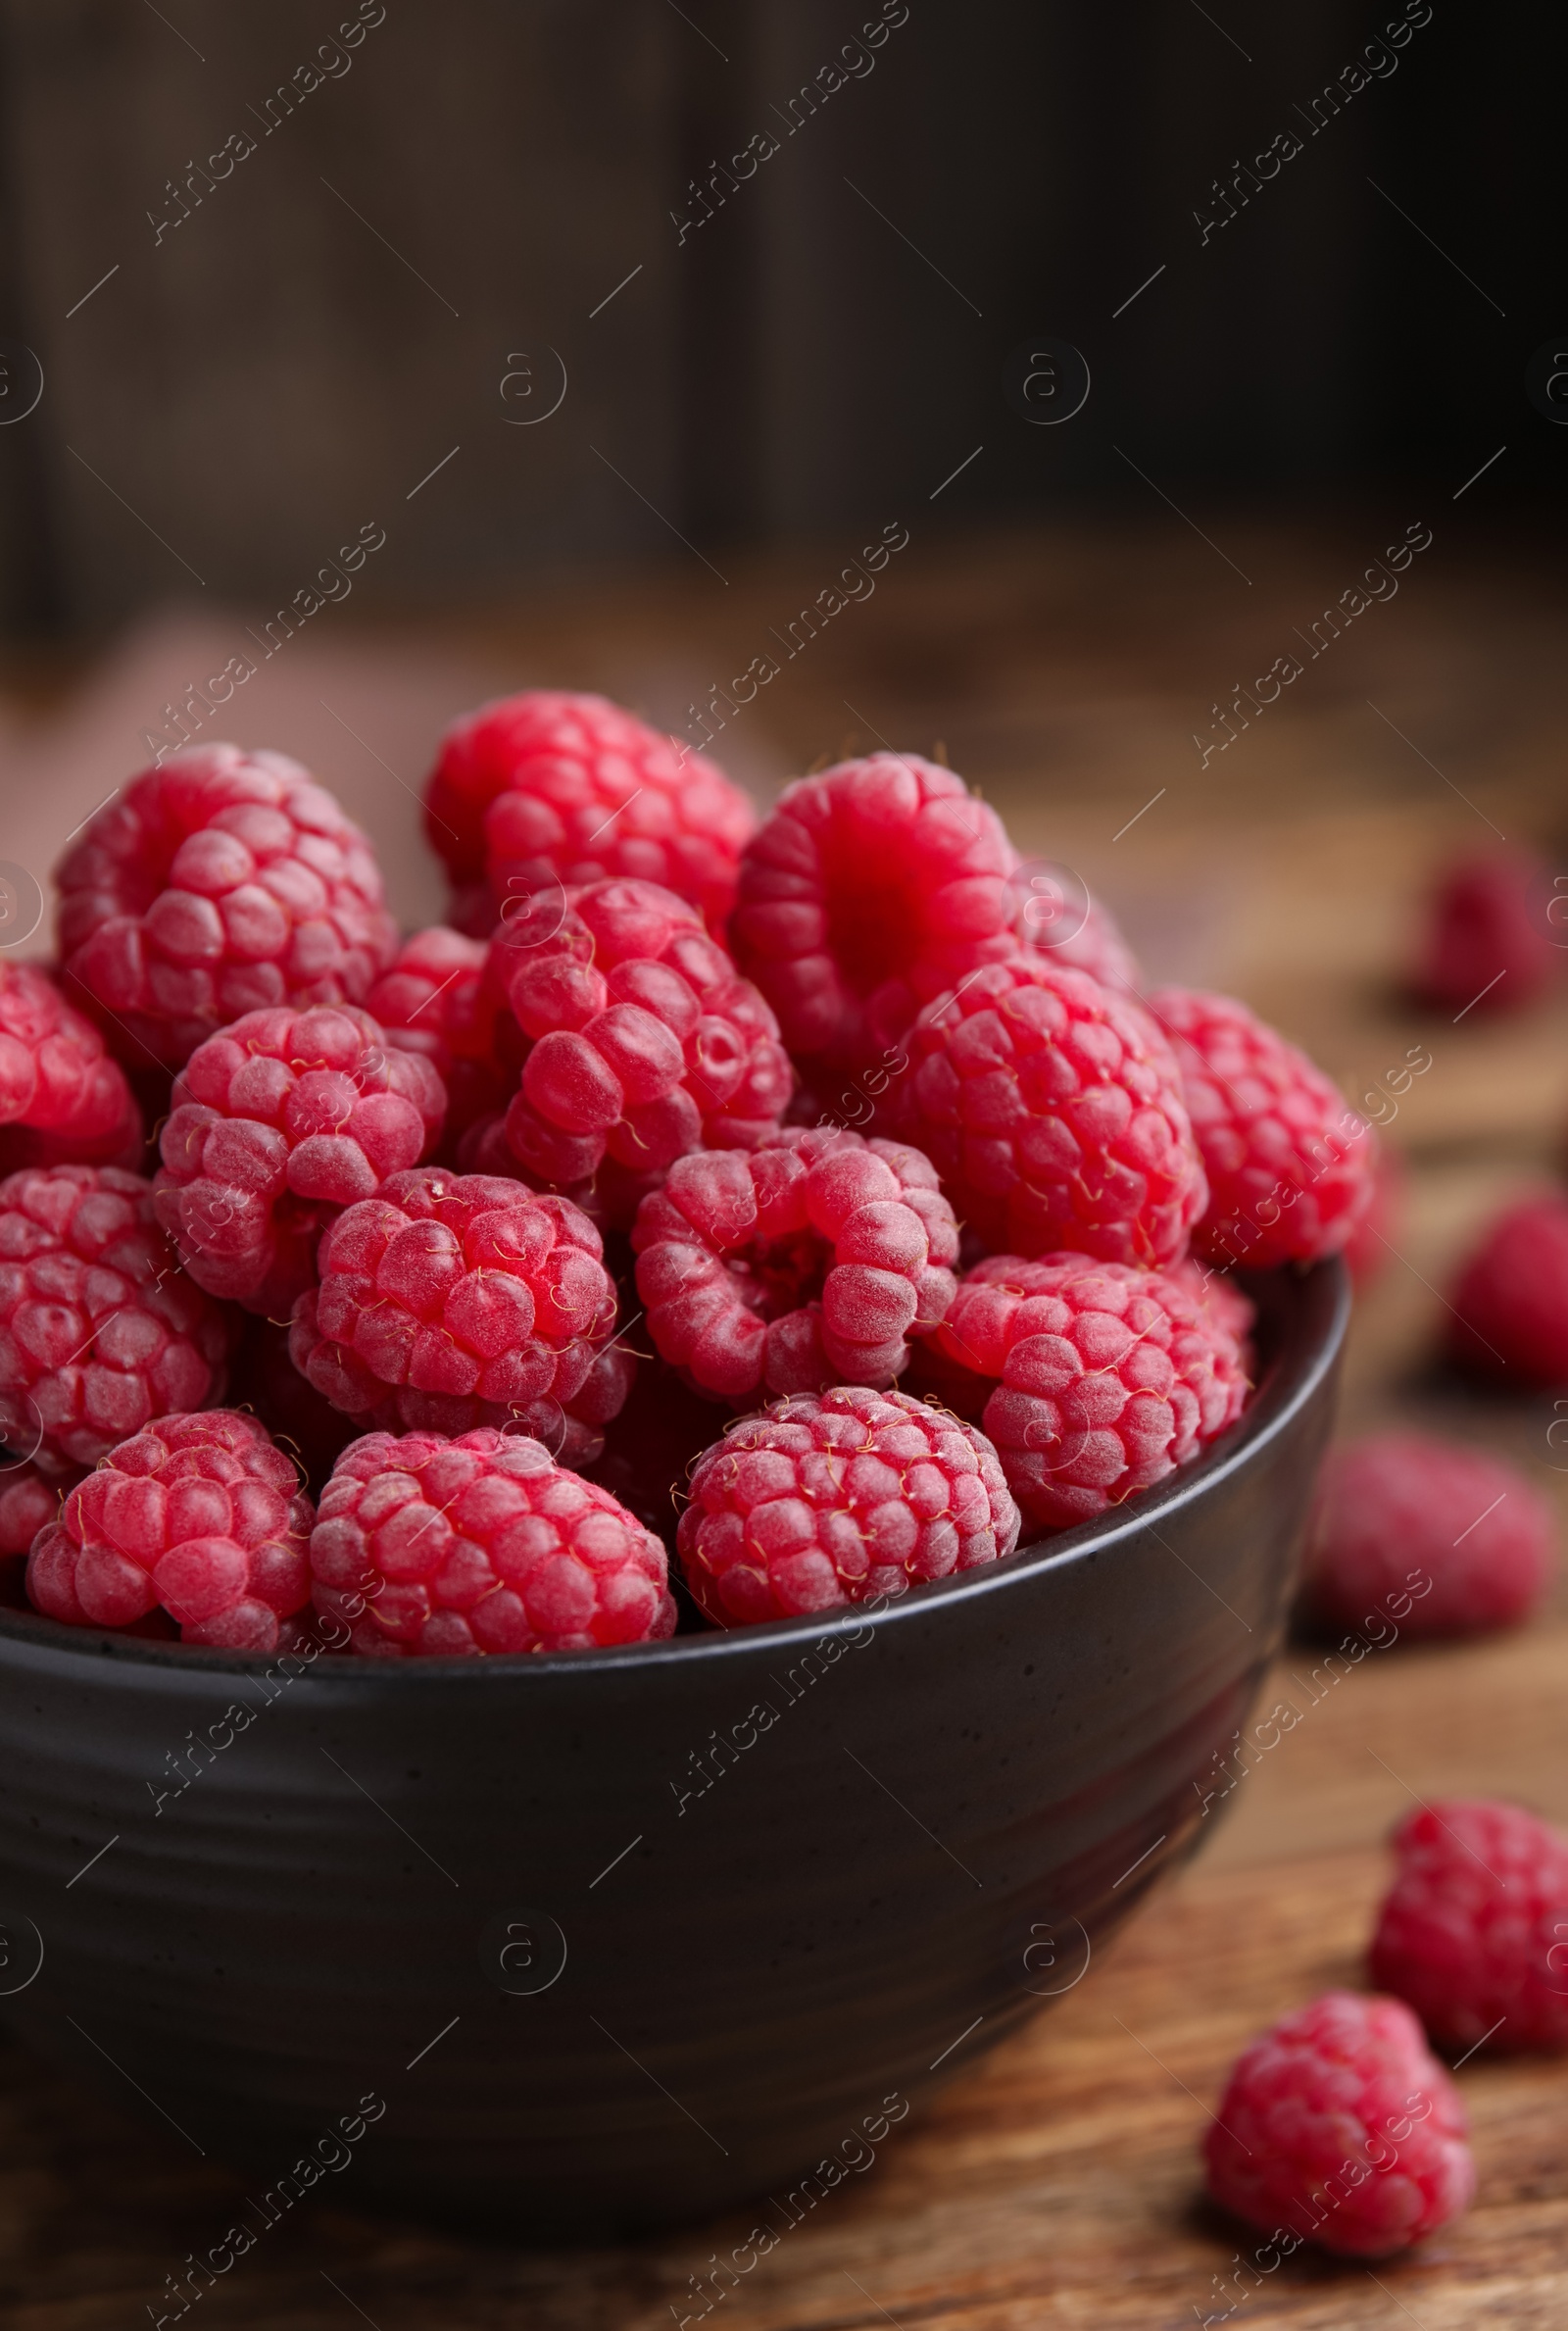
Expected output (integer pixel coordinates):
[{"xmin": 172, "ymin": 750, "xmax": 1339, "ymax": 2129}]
[
  {"xmin": 1011, "ymin": 868, "xmax": 1140, "ymax": 993},
  {"xmin": 678, "ymin": 1385, "xmax": 1019, "ymax": 1624},
  {"xmin": 1306, "ymin": 1432, "xmax": 1553, "ymax": 1636},
  {"xmin": 0, "ymin": 961, "xmax": 143, "ymax": 1175},
  {"xmin": 1448, "ymin": 1193, "xmax": 1568, "ymax": 1384},
  {"xmin": 491, "ymin": 876, "xmax": 792, "ymax": 1224},
  {"xmin": 918, "ymin": 1252, "xmax": 1248, "ymax": 1530},
  {"xmin": 366, "ymin": 926, "xmax": 512, "ymax": 1152},
  {"xmin": 730, "ymin": 754, "xmax": 1020, "ymax": 1078},
  {"xmin": 0, "ymin": 1462, "xmax": 69, "ymax": 1559},
  {"xmin": 1371, "ymin": 1799, "xmax": 1568, "ymax": 2053},
  {"xmin": 25, "ymin": 1410, "xmax": 314, "ymax": 1651},
  {"xmin": 0, "ymin": 1165, "xmax": 230, "ymax": 1476},
  {"xmin": 1202, "ymin": 1991, "xmax": 1473, "ymax": 2257},
  {"xmin": 632, "ymin": 1128, "xmax": 958, "ymax": 1404},
  {"xmin": 57, "ymin": 744, "xmax": 397, "ymax": 1072},
  {"xmin": 288, "ymin": 1167, "xmax": 628, "ymax": 1461},
  {"xmin": 153, "ymin": 1005, "xmax": 445, "ymax": 1314},
  {"xmin": 890, "ymin": 957, "xmax": 1207, "ymax": 1265},
  {"xmin": 310, "ymin": 1426, "xmax": 675, "ymax": 1656},
  {"xmin": 1412, "ymin": 849, "xmax": 1561, "ymax": 1016},
  {"xmin": 424, "ymin": 690, "xmax": 756, "ymax": 935}
]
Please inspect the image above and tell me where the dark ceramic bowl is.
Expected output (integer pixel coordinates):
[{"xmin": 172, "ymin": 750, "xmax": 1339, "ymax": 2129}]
[{"xmin": 0, "ymin": 1262, "xmax": 1347, "ymax": 2239}]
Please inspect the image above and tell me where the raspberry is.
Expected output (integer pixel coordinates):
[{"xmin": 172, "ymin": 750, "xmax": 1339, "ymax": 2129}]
[
  {"xmin": 1448, "ymin": 1193, "xmax": 1568, "ymax": 1384},
  {"xmin": 491, "ymin": 876, "xmax": 792, "ymax": 1224},
  {"xmin": 1202, "ymin": 1991, "xmax": 1473, "ymax": 2257},
  {"xmin": 26, "ymin": 1410, "xmax": 314, "ymax": 1651},
  {"xmin": 424, "ymin": 690, "xmax": 756, "ymax": 935},
  {"xmin": 1371, "ymin": 1799, "xmax": 1568, "ymax": 2053},
  {"xmin": 918, "ymin": 1252, "xmax": 1248, "ymax": 1529},
  {"xmin": 632, "ymin": 1128, "xmax": 958, "ymax": 1404},
  {"xmin": 730, "ymin": 754, "xmax": 1019, "ymax": 1078},
  {"xmin": 1011, "ymin": 870, "xmax": 1140, "ymax": 993},
  {"xmin": 1169, "ymin": 1257, "xmax": 1257, "ymax": 1357},
  {"xmin": 0, "ymin": 1165, "xmax": 230, "ymax": 1475},
  {"xmin": 890, "ymin": 957, "xmax": 1207, "ymax": 1265},
  {"xmin": 678, "ymin": 1385, "xmax": 1019, "ymax": 1624},
  {"xmin": 1413, "ymin": 849, "xmax": 1561, "ymax": 1016},
  {"xmin": 310, "ymin": 1426, "xmax": 675, "ymax": 1656},
  {"xmin": 57, "ymin": 744, "xmax": 397, "ymax": 1072},
  {"xmin": 288, "ymin": 1167, "xmax": 628, "ymax": 1461},
  {"xmin": 0, "ymin": 1462, "xmax": 68, "ymax": 1558},
  {"xmin": 153, "ymin": 1006, "xmax": 446, "ymax": 1314},
  {"xmin": 366, "ymin": 926, "xmax": 512, "ymax": 1151},
  {"xmin": 1305, "ymin": 1432, "xmax": 1553, "ymax": 1636},
  {"xmin": 0, "ymin": 960, "xmax": 143, "ymax": 1175}
]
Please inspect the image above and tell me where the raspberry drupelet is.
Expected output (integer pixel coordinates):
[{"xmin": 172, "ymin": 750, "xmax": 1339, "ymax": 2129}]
[
  {"xmin": 424, "ymin": 690, "xmax": 757, "ymax": 936},
  {"xmin": 366, "ymin": 925, "xmax": 512, "ymax": 1153},
  {"xmin": 1150, "ymin": 987, "xmax": 1374, "ymax": 1268},
  {"xmin": 890, "ymin": 957, "xmax": 1207, "ymax": 1266},
  {"xmin": 310, "ymin": 1427, "xmax": 675, "ymax": 1656},
  {"xmin": 1447, "ymin": 1192, "xmax": 1568, "ymax": 1384},
  {"xmin": 26, "ymin": 1410, "xmax": 314, "ymax": 1651},
  {"xmin": 56, "ymin": 744, "xmax": 397, "ymax": 1072},
  {"xmin": 0, "ymin": 961, "xmax": 143, "ymax": 1174},
  {"xmin": 0, "ymin": 1165, "xmax": 230, "ymax": 1476},
  {"xmin": 678, "ymin": 1385, "xmax": 1020, "ymax": 1624},
  {"xmin": 729, "ymin": 753, "xmax": 1020, "ymax": 1080},
  {"xmin": 490, "ymin": 876, "xmax": 792, "ymax": 1224},
  {"xmin": 632, "ymin": 1128, "xmax": 959, "ymax": 1404},
  {"xmin": 1305, "ymin": 1433, "xmax": 1553, "ymax": 1637},
  {"xmin": 153, "ymin": 1005, "xmax": 446, "ymax": 1314},
  {"xmin": 1371, "ymin": 1798, "xmax": 1568, "ymax": 2053},
  {"xmin": 288, "ymin": 1167, "xmax": 628, "ymax": 1462},
  {"xmin": 1202, "ymin": 1991, "xmax": 1474, "ymax": 2257},
  {"xmin": 915, "ymin": 1252, "xmax": 1250, "ymax": 1529}
]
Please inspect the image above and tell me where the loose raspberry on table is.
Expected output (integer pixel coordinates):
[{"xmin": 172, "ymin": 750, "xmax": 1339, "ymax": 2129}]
[
  {"xmin": 56, "ymin": 744, "xmax": 397, "ymax": 1072},
  {"xmin": 490, "ymin": 876, "xmax": 792, "ymax": 1225},
  {"xmin": 366, "ymin": 926, "xmax": 512, "ymax": 1153},
  {"xmin": 423, "ymin": 690, "xmax": 756, "ymax": 936},
  {"xmin": 1371, "ymin": 1799, "xmax": 1568, "ymax": 2053},
  {"xmin": 1150, "ymin": 987, "xmax": 1373, "ymax": 1268},
  {"xmin": 678, "ymin": 1384, "xmax": 1019, "ymax": 1624},
  {"xmin": 1412, "ymin": 849, "xmax": 1561, "ymax": 1017},
  {"xmin": 1202, "ymin": 1991, "xmax": 1474, "ymax": 2257},
  {"xmin": 915, "ymin": 1252, "xmax": 1249, "ymax": 1530},
  {"xmin": 0, "ymin": 961, "xmax": 143, "ymax": 1175},
  {"xmin": 1305, "ymin": 1432, "xmax": 1553, "ymax": 1637},
  {"xmin": 0, "ymin": 1165, "xmax": 230, "ymax": 1476},
  {"xmin": 310, "ymin": 1426, "xmax": 675, "ymax": 1656},
  {"xmin": 1447, "ymin": 1192, "xmax": 1568, "ymax": 1384},
  {"xmin": 730, "ymin": 753, "xmax": 1020, "ymax": 1079},
  {"xmin": 288, "ymin": 1167, "xmax": 628, "ymax": 1461},
  {"xmin": 153, "ymin": 1005, "xmax": 445, "ymax": 1314},
  {"xmin": 889, "ymin": 956, "xmax": 1206, "ymax": 1265},
  {"xmin": 26, "ymin": 1410, "xmax": 314, "ymax": 1651},
  {"xmin": 633, "ymin": 1128, "xmax": 958, "ymax": 1404},
  {"xmin": 0, "ymin": 1461, "xmax": 69, "ymax": 1559}
]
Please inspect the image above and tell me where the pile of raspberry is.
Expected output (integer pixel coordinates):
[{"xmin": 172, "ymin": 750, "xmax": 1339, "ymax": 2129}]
[{"xmin": 1, "ymin": 697, "xmax": 1371, "ymax": 1664}]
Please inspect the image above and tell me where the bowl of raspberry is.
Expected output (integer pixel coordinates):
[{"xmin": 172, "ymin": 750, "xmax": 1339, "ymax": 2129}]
[{"xmin": 0, "ymin": 716, "xmax": 1357, "ymax": 2239}]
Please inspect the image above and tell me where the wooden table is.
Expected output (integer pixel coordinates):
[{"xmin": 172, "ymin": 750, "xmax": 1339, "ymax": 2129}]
[{"xmin": 6, "ymin": 518, "xmax": 1568, "ymax": 2327}]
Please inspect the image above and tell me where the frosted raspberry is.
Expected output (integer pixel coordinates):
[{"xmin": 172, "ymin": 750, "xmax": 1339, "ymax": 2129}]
[
  {"xmin": 1203, "ymin": 1991, "xmax": 1473, "ymax": 2257},
  {"xmin": 1151, "ymin": 987, "xmax": 1373, "ymax": 1267},
  {"xmin": 890, "ymin": 957, "xmax": 1206, "ymax": 1265},
  {"xmin": 153, "ymin": 1005, "xmax": 445, "ymax": 1314},
  {"xmin": 288, "ymin": 1166, "xmax": 628, "ymax": 1460},
  {"xmin": 424, "ymin": 690, "xmax": 756, "ymax": 935},
  {"xmin": 0, "ymin": 1165, "xmax": 230, "ymax": 1475},
  {"xmin": 730, "ymin": 754, "xmax": 1019, "ymax": 1078},
  {"xmin": 1413, "ymin": 849, "xmax": 1561, "ymax": 1016},
  {"xmin": 311, "ymin": 1426, "xmax": 675, "ymax": 1656},
  {"xmin": 57, "ymin": 744, "xmax": 397, "ymax": 1072},
  {"xmin": 0, "ymin": 1462, "xmax": 69, "ymax": 1558},
  {"xmin": 26, "ymin": 1410, "xmax": 313, "ymax": 1650},
  {"xmin": 1371, "ymin": 1799, "xmax": 1568, "ymax": 2052},
  {"xmin": 366, "ymin": 926, "xmax": 512, "ymax": 1152},
  {"xmin": 678, "ymin": 1384, "xmax": 1019, "ymax": 1624},
  {"xmin": 491, "ymin": 876, "xmax": 792, "ymax": 1224},
  {"xmin": 918, "ymin": 1252, "xmax": 1248, "ymax": 1530},
  {"xmin": 0, "ymin": 960, "xmax": 142, "ymax": 1173},
  {"xmin": 1306, "ymin": 1432, "xmax": 1552, "ymax": 1637},
  {"xmin": 633, "ymin": 1128, "xmax": 957, "ymax": 1404},
  {"xmin": 1448, "ymin": 1193, "xmax": 1568, "ymax": 1384}
]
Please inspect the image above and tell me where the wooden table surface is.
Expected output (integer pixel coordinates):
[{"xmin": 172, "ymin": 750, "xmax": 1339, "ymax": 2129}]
[{"xmin": 6, "ymin": 517, "xmax": 1568, "ymax": 2328}]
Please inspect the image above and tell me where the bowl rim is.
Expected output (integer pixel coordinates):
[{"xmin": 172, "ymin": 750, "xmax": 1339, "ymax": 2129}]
[{"xmin": 0, "ymin": 1260, "xmax": 1348, "ymax": 1685}]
